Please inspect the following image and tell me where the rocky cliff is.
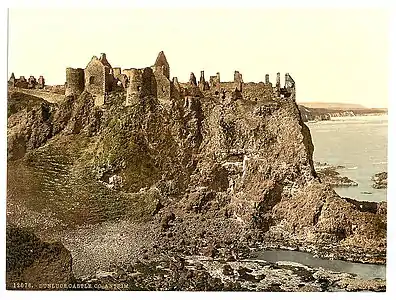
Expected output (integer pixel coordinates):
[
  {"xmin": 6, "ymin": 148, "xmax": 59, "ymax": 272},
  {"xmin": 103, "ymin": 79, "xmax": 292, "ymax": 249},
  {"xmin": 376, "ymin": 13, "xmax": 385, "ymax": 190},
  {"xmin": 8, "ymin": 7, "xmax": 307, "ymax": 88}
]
[
  {"xmin": 7, "ymin": 87, "xmax": 386, "ymax": 286},
  {"xmin": 298, "ymin": 104, "xmax": 388, "ymax": 122}
]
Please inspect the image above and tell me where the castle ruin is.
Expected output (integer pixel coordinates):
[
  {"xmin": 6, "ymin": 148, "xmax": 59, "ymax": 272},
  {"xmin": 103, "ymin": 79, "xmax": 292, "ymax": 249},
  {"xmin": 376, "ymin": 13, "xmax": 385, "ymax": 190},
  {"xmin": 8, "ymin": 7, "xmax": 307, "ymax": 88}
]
[
  {"xmin": 8, "ymin": 73, "xmax": 45, "ymax": 89},
  {"xmin": 9, "ymin": 51, "xmax": 296, "ymax": 106}
]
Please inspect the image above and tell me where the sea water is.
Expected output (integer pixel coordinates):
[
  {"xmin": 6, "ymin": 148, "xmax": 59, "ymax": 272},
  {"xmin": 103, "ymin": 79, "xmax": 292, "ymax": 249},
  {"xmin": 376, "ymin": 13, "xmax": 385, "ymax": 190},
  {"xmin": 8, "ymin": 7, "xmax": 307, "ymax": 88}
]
[
  {"xmin": 251, "ymin": 250, "xmax": 385, "ymax": 280},
  {"xmin": 307, "ymin": 115, "xmax": 388, "ymax": 202}
]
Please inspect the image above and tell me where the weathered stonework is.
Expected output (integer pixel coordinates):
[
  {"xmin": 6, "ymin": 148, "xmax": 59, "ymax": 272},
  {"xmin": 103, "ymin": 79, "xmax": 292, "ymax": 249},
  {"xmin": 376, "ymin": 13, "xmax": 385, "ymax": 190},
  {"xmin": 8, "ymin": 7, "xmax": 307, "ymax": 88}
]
[
  {"xmin": 276, "ymin": 72, "xmax": 281, "ymax": 90},
  {"xmin": 117, "ymin": 74, "xmax": 129, "ymax": 88},
  {"xmin": 199, "ymin": 71, "xmax": 209, "ymax": 91},
  {"xmin": 113, "ymin": 67, "xmax": 121, "ymax": 77},
  {"xmin": 83, "ymin": 53, "xmax": 115, "ymax": 105},
  {"xmin": 234, "ymin": 71, "xmax": 243, "ymax": 92},
  {"xmin": 8, "ymin": 73, "xmax": 16, "ymax": 87},
  {"xmin": 265, "ymin": 74, "xmax": 270, "ymax": 85},
  {"xmin": 209, "ymin": 73, "xmax": 221, "ymax": 94},
  {"xmin": 37, "ymin": 76, "xmax": 45, "ymax": 89},
  {"xmin": 285, "ymin": 72, "xmax": 295, "ymax": 90},
  {"xmin": 125, "ymin": 67, "xmax": 157, "ymax": 106},
  {"xmin": 153, "ymin": 51, "xmax": 170, "ymax": 79},
  {"xmin": 10, "ymin": 74, "xmax": 46, "ymax": 90},
  {"xmin": 171, "ymin": 77, "xmax": 181, "ymax": 99},
  {"xmin": 65, "ymin": 68, "xmax": 85, "ymax": 97},
  {"xmin": 189, "ymin": 72, "xmax": 197, "ymax": 86},
  {"xmin": 15, "ymin": 76, "xmax": 28, "ymax": 89},
  {"xmin": 153, "ymin": 68, "xmax": 171, "ymax": 101},
  {"xmin": 28, "ymin": 76, "xmax": 37, "ymax": 89},
  {"xmin": 280, "ymin": 73, "xmax": 296, "ymax": 98}
]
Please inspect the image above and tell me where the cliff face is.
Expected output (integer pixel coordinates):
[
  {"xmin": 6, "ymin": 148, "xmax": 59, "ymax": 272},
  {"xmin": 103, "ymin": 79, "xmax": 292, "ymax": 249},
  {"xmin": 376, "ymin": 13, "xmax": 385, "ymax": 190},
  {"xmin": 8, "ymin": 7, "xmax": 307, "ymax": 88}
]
[
  {"xmin": 7, "ymin": 88, "xmax": 386, "ymax": 267},
  {"xmin": 298, "ymin": 104, "xmax": 388, "ymax": 122}
]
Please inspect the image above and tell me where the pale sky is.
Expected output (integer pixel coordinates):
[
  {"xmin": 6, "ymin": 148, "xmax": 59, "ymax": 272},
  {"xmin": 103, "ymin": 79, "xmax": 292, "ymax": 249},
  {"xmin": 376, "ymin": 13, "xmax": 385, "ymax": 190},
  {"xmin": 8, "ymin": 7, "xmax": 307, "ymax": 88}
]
[{"xmin": 8, "ymin": 8, "xmax": 389, "ymax": 108}]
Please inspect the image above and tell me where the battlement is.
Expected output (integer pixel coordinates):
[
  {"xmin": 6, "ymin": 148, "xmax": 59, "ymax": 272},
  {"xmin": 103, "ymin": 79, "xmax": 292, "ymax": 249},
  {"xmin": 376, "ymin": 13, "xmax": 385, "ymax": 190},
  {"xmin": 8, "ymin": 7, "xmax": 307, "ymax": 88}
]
[{"xmin": 177, "ymin": 69, "xmax": 295, "ymax": 102}]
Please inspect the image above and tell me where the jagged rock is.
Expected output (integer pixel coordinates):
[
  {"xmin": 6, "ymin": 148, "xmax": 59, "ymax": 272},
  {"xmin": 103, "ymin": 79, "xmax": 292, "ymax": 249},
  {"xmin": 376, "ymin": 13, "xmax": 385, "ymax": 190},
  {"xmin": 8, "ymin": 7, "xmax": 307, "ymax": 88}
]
[
  {"xmin": 7, "ymin": 92, "xmax": 55, "ymax": 160},
  {"xmin": 6, "ymin": 225, "xmax": 74, "ymax": 289},
  {"xmin": 315, "ymin": 164, "xmax": 358, "ymax": 187},
  {"xmin": 371, "ymin": 172, "xmax": 387, "ymax": 189}
]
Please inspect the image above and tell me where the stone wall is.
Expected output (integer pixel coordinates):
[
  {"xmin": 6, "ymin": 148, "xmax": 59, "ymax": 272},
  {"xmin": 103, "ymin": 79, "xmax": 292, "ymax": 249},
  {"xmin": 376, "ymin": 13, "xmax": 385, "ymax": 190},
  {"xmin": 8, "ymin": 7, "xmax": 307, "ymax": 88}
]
[
  {"xmin": 94, "ymin": 94, "xmax": 106, "ymax": 107},
  {"xmin": 10, "ymin": 87, "xmax": 66, "ymax": 103},
  {"xmin": 113, "ymin": 68, "xmax": 121, "ymax": 77},
  {"xmin": 242, "ymin": 82, "xmax": 273, "ymax": 101},
  {"xmin": 14, "ymin": 76, "xmax": 28, "ymax": 89},
  {"xmin": 171, "ymin": 77, "xmax": 181, "ymax": 99},
  {"xmin": 154, "ymin": 70, "xmax": 171, "ymax": 101},
  {"xmin": 218, "ymin": 82, "xmax": 236, "ymax": 91}
]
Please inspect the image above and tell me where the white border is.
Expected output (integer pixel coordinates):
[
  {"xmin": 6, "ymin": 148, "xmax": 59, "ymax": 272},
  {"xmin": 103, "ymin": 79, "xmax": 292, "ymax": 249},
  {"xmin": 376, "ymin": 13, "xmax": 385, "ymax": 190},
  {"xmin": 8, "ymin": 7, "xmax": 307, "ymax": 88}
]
[{"xmin": 1, "ymin": 1, "xmax": 395, "ymax": 300}]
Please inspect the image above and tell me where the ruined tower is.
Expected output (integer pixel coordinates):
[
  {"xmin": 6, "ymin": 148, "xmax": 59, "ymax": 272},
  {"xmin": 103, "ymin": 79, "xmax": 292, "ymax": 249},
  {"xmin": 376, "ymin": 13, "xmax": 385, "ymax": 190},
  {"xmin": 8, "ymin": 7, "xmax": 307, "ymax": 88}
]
[
  {"xmin": 84, "ymin": 54, "xmax": 115, "ymax": 106},
  {"xmin": 199, "ymin": 71, "xmax": 209, "ymax": 91},
  {"xmin": 65, "ymin": 68, "xmax": 85, "ymax": 97},
  {"xmin": 125, "ymin": 67, "xmax": 156, "ymax": 106},
  {"xmin": 234, "ymin": 71, "xmax": 243, "ymax": 92},
  {"xmin": 276, "ymin": 72, "xmax": 281, "ymax": 90},
  {"xmin": 265, "ymin": 74, "xmax": 270, "ymax": 85},
  {"xmin": 125, "ymin": 68, "xmax": 143, "ymax": 106}
]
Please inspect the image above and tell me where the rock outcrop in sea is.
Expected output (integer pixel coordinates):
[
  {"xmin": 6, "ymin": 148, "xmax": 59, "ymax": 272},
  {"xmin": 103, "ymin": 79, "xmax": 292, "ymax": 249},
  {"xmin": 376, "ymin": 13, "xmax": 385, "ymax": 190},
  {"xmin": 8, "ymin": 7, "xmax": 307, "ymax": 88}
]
[{"xmin": 372, "ymin": 172, "xmax": 387, "ymax": 189}]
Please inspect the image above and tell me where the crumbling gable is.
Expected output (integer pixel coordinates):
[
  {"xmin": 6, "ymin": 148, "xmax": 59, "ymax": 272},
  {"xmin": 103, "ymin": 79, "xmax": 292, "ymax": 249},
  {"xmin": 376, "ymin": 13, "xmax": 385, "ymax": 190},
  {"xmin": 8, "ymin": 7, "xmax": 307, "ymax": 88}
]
[
  {"xmin": 152, "ymin": 51, "xmax": 171, "ymax": 100},
  {"xmin": 153, "ymin": 51, "xmax": 170, "ymax": 79},
  {"xmin": 84, "ymin": 53, "xmax": 115, "ymax": 105},
  {"xmin": 8, "ymin": 73, "xmax": 15, "ymax": 87},
  {"xmin": 280, "ymin": 73, "xmax": 296, "ymax": 98}
]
